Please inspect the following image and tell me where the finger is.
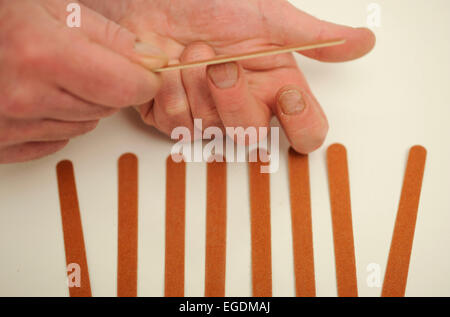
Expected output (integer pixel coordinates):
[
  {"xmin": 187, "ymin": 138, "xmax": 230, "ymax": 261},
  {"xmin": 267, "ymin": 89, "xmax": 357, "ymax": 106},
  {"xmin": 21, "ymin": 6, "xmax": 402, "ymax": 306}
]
[
  {"xmin": 150, "ymin": 64, "xmax": 194, "ymax": 135},
  {"xmin": 206, "ymin": 62, "xmax": 271, "ymax": 143},
  {"xmin": 75, "ymin": 4, "xmax": 169, "ymax": 69},
  {"xmin": 0, "ymin": 82, "xmax": 117, "ymax": 122},
  {"xmin": 43, "ymin": 0, "xmax": 168, "ymax": 69},
  {"xmin": 0, "ymin": 119, "xmax": 98, "ymax": 146},
  {"xmin": 26, "ymin": 13, "xmax": 163, "ymax": 108},
  {"xmin": 37, "ymin": 87, "xmax": 118, "ymax": 121},
  {"xmin": 52, "ymin": 30, "xmax": 162, "ymax": 108},
  {"xmin": 180, "ymin": 43, "xmax": 222, "ymax": 130},
  {"xmin": 275, "ymin": 85, "xmax": 328, "ymax": 154},
  {"xmin": 0, "ymin": 140, "xmax": 69, "ymax": 164},
  {"xmin": 45, "ymin": 90, "xmax": 119, "ymax": 121},
  {"xmin": 265, "ymin": 1, "xmax": 376, "ymax": 62}
]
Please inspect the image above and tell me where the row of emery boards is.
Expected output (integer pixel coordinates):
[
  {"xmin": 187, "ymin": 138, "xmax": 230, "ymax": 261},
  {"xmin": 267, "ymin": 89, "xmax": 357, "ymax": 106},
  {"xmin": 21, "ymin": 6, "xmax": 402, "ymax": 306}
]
[{"xmin": 55, "ymin": 144, "xmax": 427, "ymax": 297}]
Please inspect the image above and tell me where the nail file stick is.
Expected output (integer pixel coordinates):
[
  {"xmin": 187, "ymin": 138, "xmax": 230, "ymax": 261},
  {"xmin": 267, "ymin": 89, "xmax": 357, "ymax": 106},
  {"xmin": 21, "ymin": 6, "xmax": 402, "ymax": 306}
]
[
  {"xmin": 248, "ymin": 150, "xmax": 272, "ymax": 297},
  {"xmin": 205, "ymin": 157, "xmax": 227, "ymax": 297},
  {"xmin": 327, "ymin": 144, "xmax": 358, "ymax": 297},
  {"xmin": 288, "ymin": 149, "xmax": 316, "ymax": 297},
  {"xmin": 164, "ymin": 155, "xmax": 187, "ymax": 297},
  {"xmin": 153, "ymin": 39, "xmax": 346, "ymax": 72},
  {"xmin": 56, "ymin": 160, "xmax": 92, "ymax": 297},
  {"xmin": 117, "ymin": 153, "xmax": 139, "ymax": 297},
  {"xmin": 382, "ymin": 146, "xmax": 427, "ymax": 297}
]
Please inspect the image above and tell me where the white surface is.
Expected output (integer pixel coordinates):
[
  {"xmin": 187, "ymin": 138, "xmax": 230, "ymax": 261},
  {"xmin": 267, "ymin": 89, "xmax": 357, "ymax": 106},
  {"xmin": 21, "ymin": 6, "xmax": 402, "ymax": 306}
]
[{"xmin": 1, "ymin": 0, "xmax": 450, "ymax": 297}]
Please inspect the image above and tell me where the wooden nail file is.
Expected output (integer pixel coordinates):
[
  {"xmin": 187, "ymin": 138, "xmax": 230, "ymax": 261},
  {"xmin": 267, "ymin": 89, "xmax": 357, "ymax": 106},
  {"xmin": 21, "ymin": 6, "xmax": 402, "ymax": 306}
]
[
  {"xmin": 56, "ymin": 160, "xmax": 92, "ymax": 297},
  {"xmin": 164, "ymin": 155, "xmax": 187, "ymax": 297},
  {"xmin": 117, "ymin": 153, "xmax": 139, "ymax": 297},
  {"xmin": 153, "ymin": 39, "xmax": 346, "ymax": 72},
  {"xmin": 382, "ymin": 146, "xmax": 427, "ymax": 297},
  {"xmin": 288, "ymin": 148, "xmax": 316, "ymax": 297},
  {"xmin": 248, "ymin": 150, "xmax": 272, "ymax": 297},
  {"xmin": 327, "ymin": 144, "xmax": 358, "ymax": 297},
  {"xmin": 205, "ymin": 156, "xmax": 227, "ymax": 297}
]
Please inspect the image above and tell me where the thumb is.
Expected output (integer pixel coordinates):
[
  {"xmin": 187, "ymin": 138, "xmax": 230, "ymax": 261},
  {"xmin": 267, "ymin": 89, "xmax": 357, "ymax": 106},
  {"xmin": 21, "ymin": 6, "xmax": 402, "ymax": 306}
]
[
  {"xmin": 49, "ymin": 0, "xmax": 168, "ymax": 69},
  {"xmin": 76, "ymin": 3, "xmax": 169, "ymax": 70},
  {"xmin": 265, "ymin": 1, "xmax": 376, "ymax": 62}
]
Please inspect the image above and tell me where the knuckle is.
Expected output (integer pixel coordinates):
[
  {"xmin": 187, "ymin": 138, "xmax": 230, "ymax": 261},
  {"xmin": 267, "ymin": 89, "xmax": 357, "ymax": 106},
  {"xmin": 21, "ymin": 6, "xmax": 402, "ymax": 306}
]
[
  {"xmin": 165, "ymin": 103, "xmax": 189, "ymax": 117},
  {"xmin": 104, "ymin": 20, "xmax": 132, "ymax": 48},
  {"xmin": 181, "ymin": 42, "xmax": 215, "ymax": 62},
  {"xmin": 162, "ymin": 98, "xmax": 190, "ymax": 117},
  {"xmin": 18, "ymin": 40, "xmax": 49, "ymax": 66},
  {"xmin": 7, "ymin": 24, "xmax": 49, "ymax": 66},
  {"xmin": 0, "ymin": 94, "xmax": 32, "ymax": 118},
  {"xmin": 104, "ymin": 20, "xmax": 121, "ymax": 42},
  {"xmin": 2, "ymin": 6, "xmax": 47, "ymax": 58},
  {"xmin": 4, "ymin": 18, "xmax": 55, "ymax": 70}
]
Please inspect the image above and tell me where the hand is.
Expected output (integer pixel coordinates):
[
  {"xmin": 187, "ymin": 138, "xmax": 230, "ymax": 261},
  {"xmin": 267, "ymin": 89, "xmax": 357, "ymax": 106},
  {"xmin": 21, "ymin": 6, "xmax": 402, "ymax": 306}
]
[
  {"xmin": 83, "ymin": 0, "xmax": 375, "ymax": 153},
  {"xmin": 0, "ymin": 0, "xmax": 167, "ymax": 163}
]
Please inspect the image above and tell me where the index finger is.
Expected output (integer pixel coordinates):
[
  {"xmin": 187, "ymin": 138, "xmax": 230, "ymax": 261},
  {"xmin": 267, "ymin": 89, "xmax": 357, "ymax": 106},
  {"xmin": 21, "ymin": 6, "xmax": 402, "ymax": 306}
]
[{"xmin": 43, "ymin": 24, "xmax": 162, "ymax": 108}]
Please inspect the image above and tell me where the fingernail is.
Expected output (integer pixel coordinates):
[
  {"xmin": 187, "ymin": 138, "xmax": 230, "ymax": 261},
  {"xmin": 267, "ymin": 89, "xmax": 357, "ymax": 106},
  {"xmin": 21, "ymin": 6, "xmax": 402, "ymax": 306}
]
[
  {"xmin": 279, "ymin": 89, "xmax": 306, "ymax": 115},
  {"xmin": 207, "ymin": 62, "xmax": 239, "ymax": 89},
  {"xmin": 134, "ymin": 42, "xmax": 167, "ymax": 59},
  {"xmin": 134, "ymin": 42, "xmax": 168, "ymax": 69}
]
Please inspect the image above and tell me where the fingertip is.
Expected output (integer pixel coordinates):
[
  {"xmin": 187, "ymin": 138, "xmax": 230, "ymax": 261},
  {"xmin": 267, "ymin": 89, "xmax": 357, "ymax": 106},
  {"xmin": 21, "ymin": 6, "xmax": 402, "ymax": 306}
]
[
  {"xmin": 276, "ymin": 86, "xmax": 329, "ymax": 154},
  {"xmin": 329, "ymin": 26, "xmax": 376, "ymax": 61},
  {"xmin": 300, "ymin": 25, "xmax": 377, "ymax": 62},
  {"xmin": 290, "ymin": 123, "xmax": 328, "ymax": 154},
  {"xmin": 353, "ymin": 27, "xmax": 376, "ymax": 57},
  {"xmin": 358, "ymin": 27, "xmax": 376, "ymax": 43},
  {"xmin": 180, "ymin": 42, "xmax": 216, "ymax": 63},
  {"xmin": 288, "ymin": 112, "xmax": 328, "ymax": 154}
]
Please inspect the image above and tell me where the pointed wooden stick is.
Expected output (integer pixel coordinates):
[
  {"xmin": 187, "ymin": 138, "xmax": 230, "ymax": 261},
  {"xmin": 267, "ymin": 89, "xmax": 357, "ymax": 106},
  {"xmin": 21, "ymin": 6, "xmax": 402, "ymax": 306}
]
[{"xmin": 153, "ymin": 38, "xmax": 346, "ymax": 72}]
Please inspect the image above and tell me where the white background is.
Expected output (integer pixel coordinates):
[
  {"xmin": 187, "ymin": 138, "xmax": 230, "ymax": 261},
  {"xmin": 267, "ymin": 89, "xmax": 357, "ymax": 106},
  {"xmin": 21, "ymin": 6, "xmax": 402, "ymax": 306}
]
[{"xmin": 1, "ymin": 0, "xmax": 449, "ymax": 297}]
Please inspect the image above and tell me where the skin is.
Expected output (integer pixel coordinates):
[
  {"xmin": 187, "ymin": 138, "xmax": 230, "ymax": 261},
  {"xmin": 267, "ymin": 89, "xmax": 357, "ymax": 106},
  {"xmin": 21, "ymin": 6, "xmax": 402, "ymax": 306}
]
[
  {"xmin": 0, "ymin": 0, "xmax": 165, "ymax": 163},
  {"xmin": 0, "ymin": 0, "xmax": 375, "ymax": 163},
  {"xmin": 83, "ymin": 0, "xmax": 375, "ymax": 151}
]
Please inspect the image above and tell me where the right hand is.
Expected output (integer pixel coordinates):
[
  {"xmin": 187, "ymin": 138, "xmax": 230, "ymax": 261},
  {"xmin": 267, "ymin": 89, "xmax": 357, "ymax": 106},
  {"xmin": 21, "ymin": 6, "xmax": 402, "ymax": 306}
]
[{"xmin": 0, "ymin": 0, "xmax": 167, "ymax": 163}]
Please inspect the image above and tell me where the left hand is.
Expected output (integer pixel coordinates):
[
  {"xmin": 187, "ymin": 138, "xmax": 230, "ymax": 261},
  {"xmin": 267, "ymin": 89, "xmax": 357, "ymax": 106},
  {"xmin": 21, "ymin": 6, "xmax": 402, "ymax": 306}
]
[{"xmin": 82, "ymin": 0, "xmax": 375, "ymax": 153}]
